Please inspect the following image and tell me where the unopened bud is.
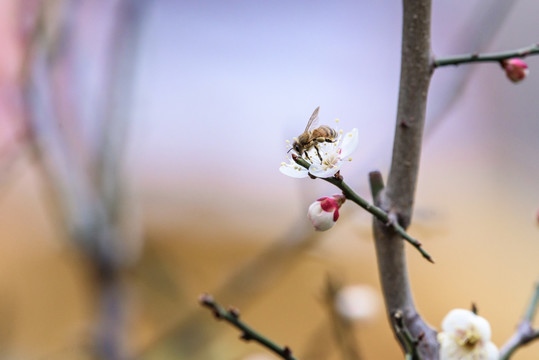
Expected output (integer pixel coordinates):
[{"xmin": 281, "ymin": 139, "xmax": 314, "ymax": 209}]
[
  {"xmin": 502, "ymin": 58, "xmax": 529, "ymax": 83},
  {"xmin": 307, "ymin": 194, "xmax": 346, "ymax": 231}
]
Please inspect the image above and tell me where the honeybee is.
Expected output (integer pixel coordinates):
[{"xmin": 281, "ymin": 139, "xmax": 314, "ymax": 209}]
[{"xmin": 291, "ymin": 106, "xmax": 338, "ymax": 161}]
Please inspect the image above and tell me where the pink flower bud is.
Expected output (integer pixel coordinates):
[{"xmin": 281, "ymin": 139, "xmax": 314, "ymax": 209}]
[
  {"xmin": 307, "ymin": 194, "xmax": 345, "ymax": 231},
  {"xmin": 502, "ymin": 58, "xmax": 529, "ymax": 83}
]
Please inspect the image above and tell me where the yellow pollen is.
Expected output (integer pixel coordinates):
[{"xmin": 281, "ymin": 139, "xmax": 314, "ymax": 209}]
[
  {"xmin": 281, "ymin": 162, "xmax": 286, "ymax": 166},
  {"xmin": 348, "ymin": 157, "xmax": 352, "ymax": 161},
  {"xmin": 293, "ymin": 137, "xmax": 298, "ymax": 142},
  {"xmin": 456, "ymin": 328, "xmax": 481, "ymax": 348},
  {"xmin": 285, "ymin": 139, "xmax": 290, "ymax": 144},
  {"xmin": 335, "ymin": 118, "xmax": 340, "ymax": 123},
  {"xmin": 339, "ymin": 129, "xmax": 343, "ymax": 134}
]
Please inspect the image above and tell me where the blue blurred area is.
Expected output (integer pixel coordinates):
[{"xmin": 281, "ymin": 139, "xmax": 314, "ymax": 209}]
[{"xmin": 128, "ymin": 1, "xmax": 539, "ymax": 239}]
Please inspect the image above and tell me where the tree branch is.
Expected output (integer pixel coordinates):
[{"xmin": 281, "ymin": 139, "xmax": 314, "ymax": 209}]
[
  {"xmin": 292, "ymin": 157, "xmax": 434, "ymax": 263},
  {"xmin": 199, "ymin": 294, "xmax": 298, "ymax": 360},
  {"xmin": 372, "ymin": 0, "xmax": 439, "ymax": 358},
  {"xmin": 393, "ymin": 310, "xmax": 423, "ymax": 360},
  {"xmin": 434, "ymin": 43, "xmax": 539, "ymax": 68},
  {"xmin": 499, "ymin": 281, "xmax": 539, "ymax": 360}
]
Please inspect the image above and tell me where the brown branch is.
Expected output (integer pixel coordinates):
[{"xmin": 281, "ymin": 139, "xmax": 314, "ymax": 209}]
[
  {"xmin": 136, "ymin": 223, "xmax": 321, "ymax": 359},
  {"xmin": 371, "ymin": 0, "xmax": 439, "ymax": 359},
  {"xmin": 499, "ymin": 281, "xmax": 539, "ymax": 359},
  {"xmin": 199, "ymin": 295, "xmax": 298, "ymax": 360}
]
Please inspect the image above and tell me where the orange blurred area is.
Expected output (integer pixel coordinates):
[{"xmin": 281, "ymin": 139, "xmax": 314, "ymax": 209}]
[{"xmin": 0, "ymin": 128, "xmax": 538, "ymax": 359}]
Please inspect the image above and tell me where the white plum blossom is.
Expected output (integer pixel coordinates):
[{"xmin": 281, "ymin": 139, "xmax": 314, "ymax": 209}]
[
  {"xmin": 307, "ymin": 195, "xmax": 345, "ymax": 231},
  {"xmin": 438, "ymin": 309, "xmax": 499, "ymax": 360},
  {"xmin": 279, "ymin": 128, "xmax": 359, "ymax": 178},
  {"xmin": 334, "ymin": 284, "xmax": 380, "ymax": 321}
]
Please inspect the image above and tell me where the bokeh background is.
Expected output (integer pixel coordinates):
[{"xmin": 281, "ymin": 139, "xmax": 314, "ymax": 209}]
[{"xmin": 0, "ymin": 0, "xmax": 538, "ymax": 359}]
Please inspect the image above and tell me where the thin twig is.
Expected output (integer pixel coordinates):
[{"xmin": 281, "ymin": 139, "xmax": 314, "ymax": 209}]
[
  {"xmin": 324, "ymin": 275, "xmax": 363, "ymax": 360},
  {"xmin": 199, "ymin": 294, "xmax": 299, "ymax": 360},
  {"xmin": 292, "ymin": 156, "xmax": 434, "ymax": 263},
  {"xmin": 136, "ymin": 222, "xmax": 320, "ymax": 360},
  {"xmin": 499, "ymin": 281, "xmax": 539, "ymax": 360},
  {"xmin": 424, "ymin": 1, "xmax": 515, "ymax": 141},
  {"xmin": 434, "ymin": 43, "xmax": 539, "ymax": 68},
  {"xmin": 393, "ymin": 311, "xmax": 422, "ymax": 360}
]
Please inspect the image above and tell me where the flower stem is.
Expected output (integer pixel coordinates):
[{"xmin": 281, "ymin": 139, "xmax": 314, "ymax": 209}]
[
  {"xmin": 523, "ymin": 280, "xmax": 539, "ymax": 322},
  {"xmin": 433, "ymin": 43, "xmax": 539, "ymax": 68},
  {"xmin": 292, "ymin": 157, "xmax": 434, "ymax": 263},
  {"xmin": 393, "ymin": 311, "xmax": 422, "ymax": 360},
  {"xmin": 199, "ymin": 294, "xmax": 299, "ymax": 360}
]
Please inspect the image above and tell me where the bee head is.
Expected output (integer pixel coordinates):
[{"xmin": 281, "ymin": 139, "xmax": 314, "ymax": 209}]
[{"xmin": 290, "ymin": 141, "xmax": 303, "ymax": 155}]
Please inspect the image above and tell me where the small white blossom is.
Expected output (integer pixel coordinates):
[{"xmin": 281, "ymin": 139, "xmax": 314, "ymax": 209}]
[
  {"xmin": 279, "ymin": 128, "xmax": 359, "ymax": 178},
  {"xmin": 279, "ymin": 157, "xmax": 310, "ymax": 178},
  {"xmin": 335, "ymin": 285, "xmax": 380, "ymax": 321},
  {"xmin": 438, "ymin": 309, "xmax": 499, "ymax": 360}
]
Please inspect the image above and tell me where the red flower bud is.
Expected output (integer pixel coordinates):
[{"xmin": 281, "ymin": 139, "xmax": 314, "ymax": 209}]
[
  {"xmin": 307, "ymin": 194, "xmax": 346, "ymax": 231},
  {"xmin": 502, "ymin": 58, "xmax": 529, "ymax": 83}
]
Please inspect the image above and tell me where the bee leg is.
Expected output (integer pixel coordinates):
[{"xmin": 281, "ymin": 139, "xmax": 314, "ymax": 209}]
[
  {"xmin": 315, "ymin": 137, "xmax": 336, "ymax": 144},
  {"xmin": 314, "ymin": 145, "xmax": 323, "ymax": 162}
]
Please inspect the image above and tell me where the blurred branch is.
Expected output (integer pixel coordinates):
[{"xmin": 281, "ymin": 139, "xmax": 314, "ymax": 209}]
[
  {"xmin": 371, "ymin": 0, "xmax": 439, "ymax": 359},
  {"xmin": 298, "ymin": 322, "xmax": 333, "ymax": 360},
  {"xmin": 96, "ymin": 0, "xmax": 149, "ymax": 221},
  {"xmin": 20, "ymin": 1, "xmax": 149, "ymax": 359},
  {"xmin": 499, "ymin": 280, "xmax": 539, "ymax": 360},
  {"xmin": 22, "ymin": 0, "xmax": 84, "ymax": 234},
  {"xmin": 199, "ymin": 294, "xmax": 299, "ymax": 360},
  {"xmin": 323, "ymin": 275, "xmax": 362, "ymax": 360},
  {"xmin": 137, "ymin": 222, "xmax": 321, "ymax": 359},
  {"xmin": 424, "ymin": 0, "xmax": 515, "ymax": 139},
  {"xmin": 293, "ymin": 156, "xmax": 433, "ymax": 263},
  {"xmin": 434, "ymin": 43, "xmax": 539, "ymax": 67}
]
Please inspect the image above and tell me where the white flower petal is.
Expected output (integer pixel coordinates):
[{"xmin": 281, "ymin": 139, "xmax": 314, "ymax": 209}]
[
  {"xmin": 307, "ymin": 201, "xmax": 336, "ymax": 231},
  {"xmin": 483, "ymin": 341, "xmax": 499, "ymax": 360},
  {"xmin": 441, "ymin": 309, "xmax": 474, "ymax": 333},
  {"xmin": 472, "ymin": 313, "xmax": 492, "ymax": 341},
  {"xmin": 309, "ymin": 164, "xmax": 340, "ymax": 178},
  {"xmin": 438, "ymin": 334, "xmax": 460, "ymax": 360},
  {"xmin": 340, "ymin": 128, "xmax": 359, "ymax": 158},
  {"xmin": 439, "ymin": 309, "xmax": 498, "ymax": 360},
  {"xmin": 281, "ymin": 125, "xmax": 358, "ymax": 178},
  {"xmin": 279, "ymin": 163, "xmax": 309, "ymax": 178}
]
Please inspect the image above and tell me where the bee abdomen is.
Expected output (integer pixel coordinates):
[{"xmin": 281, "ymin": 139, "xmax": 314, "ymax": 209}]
[{"xmin": 313, "ymin": 125, "xmax": 337, "ymax": 139}]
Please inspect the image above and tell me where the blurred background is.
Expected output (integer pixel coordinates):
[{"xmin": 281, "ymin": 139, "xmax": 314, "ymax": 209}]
[{"xmin": 0, "ymin": 0, "xmax": 538, "ymax": 359}]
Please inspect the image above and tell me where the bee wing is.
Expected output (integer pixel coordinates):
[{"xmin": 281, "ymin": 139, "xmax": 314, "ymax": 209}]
[{"xmin": 304, "ymin": 106, "xmax": 320, "ymax": 132}]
